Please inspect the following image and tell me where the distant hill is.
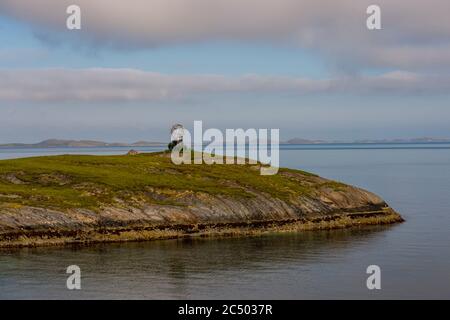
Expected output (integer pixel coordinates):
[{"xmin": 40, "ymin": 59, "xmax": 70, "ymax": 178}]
[
  {"xmin": 283, "ymin": 138, "xmax": 326, "ymax": 144},
  {"xmin": 283, "ymin": 137, "xmax": 450, "ymax": 144},
  {"xmin": 352, "ymin": 137, "xmax": 450, "ymax": 144},
  {"xmin": 0, "ymin": 139, "xmax": 165, "ymax": 148}
]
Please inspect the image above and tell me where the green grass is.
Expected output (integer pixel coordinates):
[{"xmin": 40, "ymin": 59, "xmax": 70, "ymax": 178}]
[{"xmin": 0, "ymin": 151, "xmax": 345, "ymax": 210}]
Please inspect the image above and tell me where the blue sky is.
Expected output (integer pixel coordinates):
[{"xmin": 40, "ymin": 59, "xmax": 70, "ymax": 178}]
[
  {"xmin": 1, "ymin": 0, "xmax": 450, "ymax": 143},
  {"xmin": 0, "ymin": 16, "xmax": 327, "ymax": 77}
]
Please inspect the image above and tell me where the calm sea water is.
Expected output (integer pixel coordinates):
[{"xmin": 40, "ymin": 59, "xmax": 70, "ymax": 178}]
[{"xmin": 0, "ymin": 143, "xmax": 449, "ymax": 299}]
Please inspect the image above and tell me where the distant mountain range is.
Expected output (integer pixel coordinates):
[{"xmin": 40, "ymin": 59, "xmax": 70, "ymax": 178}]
[
  {"xmin": 282, "ymin": 137, "xmax": 450, "ymax": 144},
  {"xmin": 0, "ymin": 139, "xmax": 165, "ymax": 148},
  {"xmin": 1, "ymin": 137, "xmax": 449, "ymax": 148},
  {"xmin": 283, "ymin": 138, "xmax": 327, "ymax": 144}
]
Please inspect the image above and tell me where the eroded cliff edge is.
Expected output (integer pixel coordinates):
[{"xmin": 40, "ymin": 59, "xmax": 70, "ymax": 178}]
[{"xmin": 0, "ymin": 152, "xmax": 403, "ymax": 247}]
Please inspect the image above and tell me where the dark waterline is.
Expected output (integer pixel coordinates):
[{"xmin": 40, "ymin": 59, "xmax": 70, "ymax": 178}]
[{"xmin": 1, "ymin": 144, "xmax": 450, "ymax": 299}]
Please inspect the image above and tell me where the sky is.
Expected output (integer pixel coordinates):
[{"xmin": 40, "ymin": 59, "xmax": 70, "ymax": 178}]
[{"xmin": 0, "ymin": 0, "xmax": 449, "ymax": 143}]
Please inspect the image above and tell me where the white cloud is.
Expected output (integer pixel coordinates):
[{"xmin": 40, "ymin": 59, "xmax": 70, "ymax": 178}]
[
  {"xmin": 0, "ymin": 0, "xmax": 449, "ymax": 71},
  {"xmin": 0, "ymin": 68, "xmax": 448, "ymax": 103}
]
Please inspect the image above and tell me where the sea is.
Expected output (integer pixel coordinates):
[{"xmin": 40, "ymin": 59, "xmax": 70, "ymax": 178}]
[{"xmin": 0, "ymin": 143, "xmax": 449, "ymax": 299}]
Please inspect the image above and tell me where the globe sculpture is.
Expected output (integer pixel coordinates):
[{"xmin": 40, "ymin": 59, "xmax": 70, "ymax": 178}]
[{"xmin": 168, "ymin": 124, "xmax": 184, "ymax": 151}]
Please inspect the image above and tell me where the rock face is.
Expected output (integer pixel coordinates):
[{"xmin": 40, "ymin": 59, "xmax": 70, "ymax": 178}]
[
  {"xmin": 0, "ymin": 152, "xmax": 403, "ymax": 247},
  {"xmin": 0, "ymin": 182, "xmax": 402, "ymax": 247},
  {"xmin": 126, "ymin": 149, "xmax": 140, "ymax": 155}
]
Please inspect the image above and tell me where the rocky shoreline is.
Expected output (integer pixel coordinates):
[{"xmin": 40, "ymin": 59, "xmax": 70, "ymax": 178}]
[
  {"xmin": 0, "ymin": 153, "xmax": 404, "ymax": 248},
  {"xmin": 0, "ymin": 208, "xmax": 402, "ymax": 248},
  {"xmin": 0, "ymin": 199, "xmax": 403, "ymax": 248}
]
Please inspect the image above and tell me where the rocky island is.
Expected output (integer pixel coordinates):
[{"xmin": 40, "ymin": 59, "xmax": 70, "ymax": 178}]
[{"xmin": 0, "ymin": 152, "xmax": 403, "ymax": 247}]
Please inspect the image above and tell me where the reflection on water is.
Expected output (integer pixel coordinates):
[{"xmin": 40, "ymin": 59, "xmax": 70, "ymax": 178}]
[{"xmin": 0, "ymin": 226, "xmax": 396, "ymax": 299}]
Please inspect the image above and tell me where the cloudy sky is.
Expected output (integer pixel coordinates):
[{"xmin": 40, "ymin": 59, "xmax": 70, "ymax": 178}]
[{"xmin": 0, "ymin": 0, "xmax": 449, "ymax": 143}]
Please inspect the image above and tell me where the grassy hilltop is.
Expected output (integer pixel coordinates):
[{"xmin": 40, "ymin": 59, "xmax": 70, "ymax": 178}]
[{"xmin": 0, "ymin": 152, "xmax": 337, "ymax": 210}]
